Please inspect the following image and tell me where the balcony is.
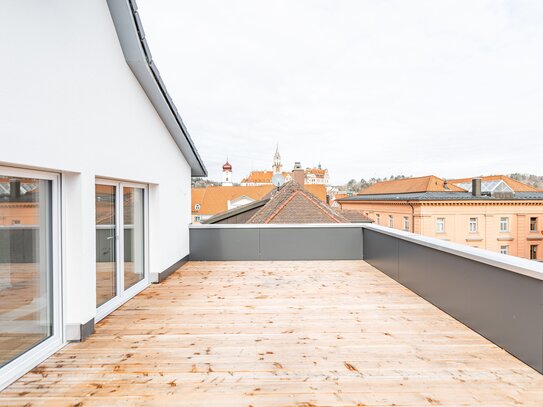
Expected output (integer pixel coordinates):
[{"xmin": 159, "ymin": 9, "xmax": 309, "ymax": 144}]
[{"xmin": 1, "ymin": 224, "xmax": 543, "ymax": 405}]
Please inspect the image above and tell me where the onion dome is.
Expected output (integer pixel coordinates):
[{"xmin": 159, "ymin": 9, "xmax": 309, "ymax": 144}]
[{"xmin": 222, "ymin": 161, "xmax": 232, "ymax": 171}]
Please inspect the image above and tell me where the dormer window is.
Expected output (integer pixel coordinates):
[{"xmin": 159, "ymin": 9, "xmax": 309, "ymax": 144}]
[{"xmin": 195, "ymin": 204, "xmax": 201, "ymax": 211}]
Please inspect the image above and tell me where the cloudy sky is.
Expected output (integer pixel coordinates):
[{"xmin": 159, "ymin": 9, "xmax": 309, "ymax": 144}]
[{"xmin": 138, "ymin": 0, "xmax": 543, "ymax": 184}]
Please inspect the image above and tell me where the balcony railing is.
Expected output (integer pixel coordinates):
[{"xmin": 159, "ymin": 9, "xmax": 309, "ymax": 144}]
[{"xmin": 190, "ymin": 222, "xmax": 543, "ymax": 373}]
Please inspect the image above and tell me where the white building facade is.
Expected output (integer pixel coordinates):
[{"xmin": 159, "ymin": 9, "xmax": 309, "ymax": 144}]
[
  {"xmin": 222, "ymin": 161, "xmax": 233, "ymax": 186},
  {"xmin": 0, "ymin": 0, "xmax": 206, "ymax": 390}
]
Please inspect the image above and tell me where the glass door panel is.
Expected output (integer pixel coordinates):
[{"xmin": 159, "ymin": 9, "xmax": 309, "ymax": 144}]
[
  {"xmin": 123, "ymin": 187, "xmax": 144, "ymax": 291},
  {"xmin": 95, "ymin": 184, "xmax": 117, "ymax": 307},
  {"xmin": 0, "ymin": 176, "xmax": 53, "ymax": 368}
]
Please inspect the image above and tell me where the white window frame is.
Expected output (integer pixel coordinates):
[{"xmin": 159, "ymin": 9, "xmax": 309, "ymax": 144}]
[
  {"xmin": 0, "ymin": 165, "xmax": 63, "ymax": 391},
  {"xmin": 95, "ymin": 179, "xmax": 150, "ymax": 323},
  {"xmin": 388, "ymin": 215, "xmax": 394, "ymax": 228},
  {"xmin": 375, "ymin": 214, "xmax": 380, "ymax": 225},
  {"xmin": 500, "ymin": 245, "xmax": 509, "ymax": 255},
  {"xmin": 469, "ymin": 217, "xmax": 478, "ymax": 233},
  {"xmin": 194, "ymin": 203, "xmax": 201, "ymax": 211},
  {"xmin": 436, "ymin": 218, "xmax": 445, "ymax": 233},
  {"xmin": 403, "ymin": 216, "xmax": 409, "ymax": 231},
  {"xmin": 499, "ymin": 217, "xmax": 509, "ymax": 232}
]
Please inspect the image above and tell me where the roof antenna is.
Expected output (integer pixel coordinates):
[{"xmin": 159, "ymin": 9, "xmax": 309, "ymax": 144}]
[{"xmin": 272, "ymin": 173, "xmax": 285, "ymax": 191}]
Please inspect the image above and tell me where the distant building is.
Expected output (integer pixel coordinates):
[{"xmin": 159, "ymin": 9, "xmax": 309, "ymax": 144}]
[
  {"xmin": 338, "ymin": 175, "xmax": 543, "ymax": 261},
  {"xmin": 221, "ymin": 160, "xmax": 233, "ymax": 186},
  {"xmin": 241, "ymin": 146, "xmax": 291, "ymax": 186},
  {"xmin": 191, "ymin": 185, "xmax": 274, "ymax": 223},
  {"xmin": 272, "ymin": 144, "xmax": 282, "ymax": 174},
  {"xmin": 192, "ymin": 182, "xmax": 328, "ymax": 223},
  {"xmin": 241, "ymin": 146, "xmax": 330, "ymax": 186},
  {"xmin": 304, "ymin": 163, "xmax": 330, "ymax": 185},
  {"xmin": 328, "ymin": 188, "xmax": 351, "ymax": 208},
  {"xmin": 240, "ymin": 170, "xmax": 292, "ymax": 186},
  {"xmin": 205, "ymin": 181, "xmax": 372, "ymax": 224}
]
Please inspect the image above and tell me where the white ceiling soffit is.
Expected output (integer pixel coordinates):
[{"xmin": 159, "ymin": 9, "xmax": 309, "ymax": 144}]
[{"xmin": 106, "ymin": 0, "xmax": 207, "ymax": 177}]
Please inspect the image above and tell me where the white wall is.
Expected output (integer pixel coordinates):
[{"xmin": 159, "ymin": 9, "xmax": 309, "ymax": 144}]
[{"xmin": 0, "ymin": 1, "xmax": 192, "ymax": 328}]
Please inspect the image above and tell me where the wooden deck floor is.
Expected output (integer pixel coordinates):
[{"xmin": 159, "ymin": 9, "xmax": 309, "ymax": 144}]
[{"xmin": 2, "ymin": 260, "xmax": 543, "ymax": 406}]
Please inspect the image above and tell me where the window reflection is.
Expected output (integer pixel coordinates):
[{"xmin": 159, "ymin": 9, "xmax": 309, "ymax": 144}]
[
  {"xmin": 95, "ymin": 185, "xmax": 117, "ymax": 307},
  {"xmin": 0, "ymin": 176, "xmax": 52, "ymax": 368},
  {"xmin": 123, "ymin": 187, "xmax": 144, "ymax": 290}
]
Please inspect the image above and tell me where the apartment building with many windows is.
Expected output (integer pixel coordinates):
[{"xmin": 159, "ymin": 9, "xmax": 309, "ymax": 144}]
[{"xmin": 338, "ymin": 176, "xmax": 543, "ymax": 260}]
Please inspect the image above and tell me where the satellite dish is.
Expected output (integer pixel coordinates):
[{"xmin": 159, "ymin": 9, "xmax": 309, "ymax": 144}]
[{"xmin": 271, "ymin": 173, "xmax": 285, "ymax": 188}]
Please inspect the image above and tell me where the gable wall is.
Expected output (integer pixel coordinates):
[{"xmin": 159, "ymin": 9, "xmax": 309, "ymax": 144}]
[{"xmin": 0, "ymin": 1, "xmax": 193, "ymax": 327}]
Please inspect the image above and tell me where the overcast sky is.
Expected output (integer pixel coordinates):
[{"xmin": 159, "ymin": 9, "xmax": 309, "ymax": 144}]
[{"xmin": 138, "ymin": 0, "xmax": 543, "ymax": 185}]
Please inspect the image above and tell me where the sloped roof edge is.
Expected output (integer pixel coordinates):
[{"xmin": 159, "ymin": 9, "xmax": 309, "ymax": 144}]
[
  {"xmin": 106, "ymin": 0, "xmax": 207, "ymax": 176},
  {"xmin": 338, "ymin": 191, "xmax": 543, "ymax": 202},
  {"xmin": 204, "ymin": 199, "xmax": 270, "ymax": 224}
]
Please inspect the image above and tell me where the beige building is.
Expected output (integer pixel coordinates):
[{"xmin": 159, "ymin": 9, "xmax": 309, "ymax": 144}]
[{"xmin": 338, "ymin": 175, "xmax": 543, "ymax": 261}]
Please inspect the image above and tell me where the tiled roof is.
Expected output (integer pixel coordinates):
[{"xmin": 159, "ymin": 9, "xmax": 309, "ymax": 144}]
[
  {"xmin": 241, "ymin": 171, "xmax": 290, "ymax": 184},
  {"xmin": 339, "ymin": 191, "xmax": 543, "ymax": 202},
  {"xmin": 334, "ymin": 193, "xmax": 349, "ymax": 200},
  {"xmin": 248, "ymin": 182, "xmax": 348, "ymax": 224},
  {"xmin": 359, "ymin": 175, "xmax": 465, "ymax": 195},
  {"xmin": 203, "ymin": 199, "xmax": 269, "ymax": 224},
  {"xmin": 305, "ymin": 168, "xmax": 327, "ymax": 177},
  {"xmin": 449, "ymin": 175, "xmax": 542, "ymax": 192},
  {"xmin": 336, "ymin": 209, "xmax": 373, "ymax": 223},
  {"xmin": 191, "ymin": 188, "xmax": 206, "ymax": 212},
  {"xmin": 304, "ymin": 184, "xmax": 327, "ymax": 202},
  {"xmin": 330, "ymin": 193, "xmax": 349, "ymax": 205},
  {"xmin": 191, "ymin": 184, "xmax": 328, "ymax": 216},
  {"xmin": 192, "ymin": 185, "xmax": 276, "ymax": 215}
]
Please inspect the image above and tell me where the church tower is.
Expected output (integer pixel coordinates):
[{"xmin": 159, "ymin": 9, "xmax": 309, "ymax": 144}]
[
  {"xmin": 222, "ymin": 159, "xmax": 233, "ymax": 186},
  {"xmin": 272, "ymin": 144, "xmax": 282, "ymax": 174}
]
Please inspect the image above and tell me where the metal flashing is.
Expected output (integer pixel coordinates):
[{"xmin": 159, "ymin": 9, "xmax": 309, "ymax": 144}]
[
  {"xmin": 106, "ymin": 0, "xmax": 207, "ymax": 176},
  {"xmin": 339, "ymin": 191, "xmax": 543, "ymax": 202}
]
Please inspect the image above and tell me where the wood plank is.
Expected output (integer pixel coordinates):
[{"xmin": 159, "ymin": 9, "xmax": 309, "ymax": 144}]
[{"xmin": 1, "ymin": 260, "xmax": 543, "ymax": 406}]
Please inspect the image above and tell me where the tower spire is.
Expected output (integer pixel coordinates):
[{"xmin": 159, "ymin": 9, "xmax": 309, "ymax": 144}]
[{"xmin": 273, "ymin": 143, "xmax": 282, "ymax": 174}]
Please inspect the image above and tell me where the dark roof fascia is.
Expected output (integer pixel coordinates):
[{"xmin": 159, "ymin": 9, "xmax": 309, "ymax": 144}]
[
  {"xmin": 203, "ymin": 199, "xmax": 270, "ymax": 224},
  {"xmin": 106, "ymin": 0, "xmax": 207, "ymax": 176},
  {"xmin": 338, "ymin": 192, "xmax": 543, "ymax": 202}
]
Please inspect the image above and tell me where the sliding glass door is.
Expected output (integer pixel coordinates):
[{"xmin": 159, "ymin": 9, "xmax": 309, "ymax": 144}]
[
  {"xmin": 95, "ymin": 181, "xmax": 147, "ymax": 318},
  {"xmin": 123, "ymin": 187, "xmax": 145, "ymax": 291},
  {"xmin": 0, "ymin": 168, "xmax": 60, "ymax": 388},
  {"xmin": 95, "ymin": 184, "xmax": 117, "ymax": 307}
]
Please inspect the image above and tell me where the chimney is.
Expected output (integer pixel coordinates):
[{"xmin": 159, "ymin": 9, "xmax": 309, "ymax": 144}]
[
  {"xmin": 292, "ymin": 162, "xmax": 305, "ymax": 186},
  {"xmin": 9, "ymin": 179, "xmax": 21, "ymax": 201},
  {"xmin": 472, "ymin": 178, "xmax": 481, "ymax": 197}
]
